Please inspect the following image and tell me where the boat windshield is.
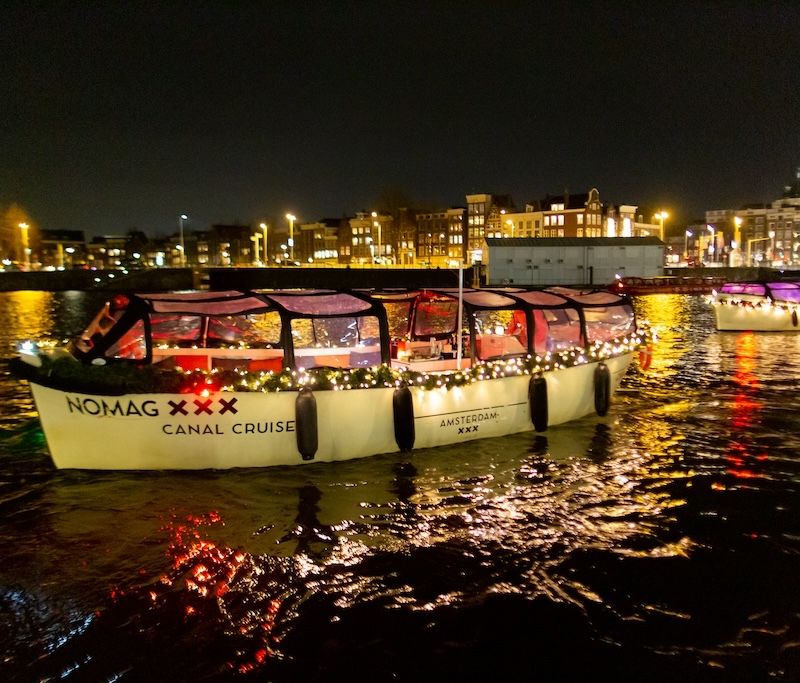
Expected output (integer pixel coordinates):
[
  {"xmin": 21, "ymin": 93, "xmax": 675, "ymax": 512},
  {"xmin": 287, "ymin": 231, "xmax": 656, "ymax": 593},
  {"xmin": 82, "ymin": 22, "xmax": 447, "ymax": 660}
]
[
  {"xmin": 720, "ymin": 283, "xmax": 766, "ymax": 296},
  {"xmin": 767, "ymin": 282, "xmax": 800, "ymax": 303},
  {"xmin": 74, "ymin": 294, "xmax": 132, "ymax": 354}
]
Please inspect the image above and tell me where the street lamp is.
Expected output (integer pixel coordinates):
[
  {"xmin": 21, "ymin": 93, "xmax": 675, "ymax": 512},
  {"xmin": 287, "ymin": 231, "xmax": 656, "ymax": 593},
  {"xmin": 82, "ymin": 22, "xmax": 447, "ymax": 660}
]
[
  {"xmin": 684, "ymin": 230, "xmax": 692, "ymax": 263},
  {"xmin": 178, "ymin": 214, "xmax": 188, "ymax": 267},
  {"xmin": 285, "ymin": 214, "xmax": 296, "ymax": 262},
  {"xmin": 259, "ymin": 222, "xmax": 269, "ymax": 265},
  {"xmin": 251, "ymin": 233, "xmax": 261, "ymax": 265},
  {"xmin": 654, "ymin": 211, "xmax": 668, "ymax": 241},
  {"xmin": 506, "ymin": 219, "xmax": 514, "ymax": 238},
  {"xmin": 371, "ymin": 212, "xmax": 381, "ymax": 263},
  {"xmin": 18, "ymin": 223, "xmax": 29, "ymax": 270},
  {"xmin": 707, "ymin": 224, "xmax": 716, "ymax": 262}
]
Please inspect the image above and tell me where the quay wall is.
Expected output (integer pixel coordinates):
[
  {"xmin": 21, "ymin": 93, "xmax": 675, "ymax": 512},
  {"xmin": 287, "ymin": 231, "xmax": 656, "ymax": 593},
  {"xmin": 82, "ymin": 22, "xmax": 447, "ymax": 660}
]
[
  {"xmin": 205, "ymin": 267, "xmax": 461, "ymax": 290},
  {"xmin": 0, "ymin": 268, "xmax": 194, "ymax": 292},
  {"xmin": 0, "ymin": 265, "xmax": 794, "ymax": 293}
]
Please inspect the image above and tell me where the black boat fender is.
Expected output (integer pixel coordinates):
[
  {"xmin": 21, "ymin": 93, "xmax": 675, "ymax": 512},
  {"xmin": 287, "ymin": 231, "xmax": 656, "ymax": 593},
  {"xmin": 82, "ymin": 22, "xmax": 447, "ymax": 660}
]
[
  {"xmin": 594, "ymin": 362, "xmax": 611, "ymax": 417},
  {"xmin": 528, "ymin": 374, "xmax": 548, "ymax": 432},
  {"xmin": 792, "ymin": 309, "xmax": 798, "ymax": 327},
  {"xmin": 295, "ymin": 387, "xmax": 318, "ymax": 461},
  {"xmin": 393, "ymin": 386, "xmax": 415, "ymax": 451}
]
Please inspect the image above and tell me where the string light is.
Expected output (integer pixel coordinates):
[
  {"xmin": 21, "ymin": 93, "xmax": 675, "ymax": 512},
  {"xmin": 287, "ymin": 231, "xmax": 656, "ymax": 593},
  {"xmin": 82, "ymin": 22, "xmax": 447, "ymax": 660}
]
[{"xmin": 25, "ymin": 326, "xmax": 654, "ymax": 396}]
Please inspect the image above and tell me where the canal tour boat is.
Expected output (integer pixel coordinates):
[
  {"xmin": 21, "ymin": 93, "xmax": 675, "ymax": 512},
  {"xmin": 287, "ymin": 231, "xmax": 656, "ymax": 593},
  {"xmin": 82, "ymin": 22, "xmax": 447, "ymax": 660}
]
[
  {"xmin": 710, "ymin": 280, "xmax": 800, "ymax": 331},
  {"xmin": 608, "ymin": 275, "xmax": 727, "ymax": 296},
  {"xmin": 11, "ymin": 287, "xmax": 651, "ymax": 470}
]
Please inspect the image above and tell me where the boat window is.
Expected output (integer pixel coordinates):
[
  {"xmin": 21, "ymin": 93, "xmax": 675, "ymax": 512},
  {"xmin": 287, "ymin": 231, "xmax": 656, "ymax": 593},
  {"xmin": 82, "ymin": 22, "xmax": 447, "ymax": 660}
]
[
  {"xmin": 206, "ymin": 311, "xmax": 282, "ymax": 348},
  {"xmin": 150, "ymin": 314, "xmax": 203, "ymax": 347},
  {"xmin": 472, "ymin": 309, "xmax": 515, "ymax": 335},
  {"xmin": 293, "ymin": 316, "xmax": 381, "ymax": 348},
  {"xmin": 542, "ymin": 308, "xmax": 584, "ymax": 351},
  {"xmin": 382, "ymin": 300, "xmax": 413, "ymax": 339},
  {"xmin": 413, "ymin": 298, "xmax": 459, "ymax": 337},
  {"xmin": 768, "ymin": 283, "xmax": 800, "ymax": 303},
  {"xmin": 105, "ymin": 319, "xmax": 146, "ymax": 360},
  {"xmin": 290, "ymin": 315, "xmax": 382, "ymax": 368},
  {"xmin": 583, "ymin": 304, "xmax": 635, "ymax": 342},
  {"xmin": 473, "ymin": 309, "xmax": 527, "ymax": 360},
  {"xmin": 721, "ymin": 283, "xmax": 765, "ymax": 296}
]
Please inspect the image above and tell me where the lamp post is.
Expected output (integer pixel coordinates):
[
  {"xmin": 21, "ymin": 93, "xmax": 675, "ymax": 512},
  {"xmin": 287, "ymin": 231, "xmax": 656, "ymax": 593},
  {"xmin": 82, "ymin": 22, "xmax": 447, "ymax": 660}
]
[
  {"xmin": 371, "ymin": 212, "xmax": 382, "ymax": 263},
  {"xmin": 285, "ymin": 214, "xmax": 296, "ymax": 262},
  {"xmin": 178, "ymin": 214, "xmax": 188, "ymax": 267},
  {"xmin": 260, "ymin": 222, "xmax": 268, "ymax": 265},
  {"xmin": 506, "ymin": 219, "xmax": 514, "ymax": 238},
  {"xmin": 684, "ymin": 230, "xmax": 692, "ymax": 263},
  {"xmin": 733, "ymin": 217, "xmax": 742, "ymax": 267},
  {"xmin": 18, "ymin": 223, "xmax": 29, "ymax": 270},
  {"xmin": 769, "ymin": 230, "xmax": 776, "ymax": 265},
  {"xmin": 707, "ymin": 224, "xmax": 716, "ymax": 263},
  {"xmin": 654, "ymin": 211, "xmax": 668, "ymax": 241}
]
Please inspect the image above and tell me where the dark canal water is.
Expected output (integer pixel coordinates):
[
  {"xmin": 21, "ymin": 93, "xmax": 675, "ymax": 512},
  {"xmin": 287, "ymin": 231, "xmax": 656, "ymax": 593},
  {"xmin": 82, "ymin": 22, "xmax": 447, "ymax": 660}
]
[{"xmin": 1, "ymin": 291, "xmax": 799, "ymax": 682}]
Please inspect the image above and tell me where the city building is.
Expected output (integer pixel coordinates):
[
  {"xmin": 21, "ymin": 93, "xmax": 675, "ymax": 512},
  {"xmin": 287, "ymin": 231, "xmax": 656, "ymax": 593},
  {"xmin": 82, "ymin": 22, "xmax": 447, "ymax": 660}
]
[
  {"xmin": 524, "ymin": 189, "xmax": 605, "ymax": 238},
  {"xmin": 706, "ymin": 167, "xmax": 800, "ymax": 267},
  {"xmin": 416, "ymin": 207, "xmax": 465, "ymax": 266},
  {"xmin": 299, "ymin": 218, "xmax": 343, "ymax": 265},
  {"xmin": 38, "ymin": 229, "xmax": 87, "ymax": 269}
]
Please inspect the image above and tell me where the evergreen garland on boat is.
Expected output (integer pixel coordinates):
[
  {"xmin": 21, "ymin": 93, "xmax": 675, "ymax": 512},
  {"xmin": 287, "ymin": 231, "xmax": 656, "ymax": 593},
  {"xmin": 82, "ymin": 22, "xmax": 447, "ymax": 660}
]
[{"xmin": 9, "ymin": 325, "xmax": 653, "ymax": 396}]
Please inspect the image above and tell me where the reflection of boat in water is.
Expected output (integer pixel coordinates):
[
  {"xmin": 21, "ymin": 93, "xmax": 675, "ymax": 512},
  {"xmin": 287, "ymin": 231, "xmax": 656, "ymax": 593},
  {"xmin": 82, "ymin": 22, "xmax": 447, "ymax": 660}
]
[
  {"xmin": 710, "ymin": 280, "xmax": 800, "ymax": 331},
  {"xmin": 11, "ymin": 287, "xmax": 649, "ymax": 470},
  {"xmin": 609, "ymin": 275, "xmax": 726, "ymax": 296}
]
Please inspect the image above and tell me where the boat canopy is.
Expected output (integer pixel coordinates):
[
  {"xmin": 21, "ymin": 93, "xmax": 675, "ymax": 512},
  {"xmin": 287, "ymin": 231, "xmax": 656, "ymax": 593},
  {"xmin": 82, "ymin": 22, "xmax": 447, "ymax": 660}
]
[
  {"xmin": 719, "ymin": 281, "xmax": 800, "ymax": 303},
  {"xmin": 70, "ymin": 287, "xmax": 636, "ymax": 371}
]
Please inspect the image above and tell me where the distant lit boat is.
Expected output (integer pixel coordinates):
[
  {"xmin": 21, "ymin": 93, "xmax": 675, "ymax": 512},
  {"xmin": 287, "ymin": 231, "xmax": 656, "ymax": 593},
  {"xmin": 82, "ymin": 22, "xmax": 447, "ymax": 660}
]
[
  {"xmin": 609, "ymin": 275, "xmax": 727, "ymax": 296},
  {"xmin": 11, "ymin": 287, "xmax": 651, "ymax": 470},
  {"xmin": 711, "ymin": 280, "xmax": 800, "ymax": 331}
]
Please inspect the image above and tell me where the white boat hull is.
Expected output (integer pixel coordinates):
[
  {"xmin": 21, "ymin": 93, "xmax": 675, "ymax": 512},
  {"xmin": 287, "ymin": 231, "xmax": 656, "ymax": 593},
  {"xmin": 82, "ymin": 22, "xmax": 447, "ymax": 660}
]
[
  {"xmin": 712, "ymin": 301, "xmax": 800, "ymax": 331},
  {"xmin": 29, "ymin": 354, "xmax": 633, "ymax": 470}
]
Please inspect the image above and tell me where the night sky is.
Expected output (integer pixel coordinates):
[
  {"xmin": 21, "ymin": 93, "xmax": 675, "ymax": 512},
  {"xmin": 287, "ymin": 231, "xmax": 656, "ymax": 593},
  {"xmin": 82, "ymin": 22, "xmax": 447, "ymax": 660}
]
[{"xmin": 3, "ymin": 1, "xmax": 799, "ymax": 238}]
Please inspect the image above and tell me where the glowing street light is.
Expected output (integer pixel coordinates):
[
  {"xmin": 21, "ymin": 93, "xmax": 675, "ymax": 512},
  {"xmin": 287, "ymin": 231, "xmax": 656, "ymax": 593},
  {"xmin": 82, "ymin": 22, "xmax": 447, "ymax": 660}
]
[
  {"xmin": 178, "ymin": 214, "xmax": 188, "ymax": 267},
  {"xmin": 18, "ymin": 222, "xmax": 29, "ymax": 270},
  {"xmin": 259, "ymin": 222, "xmax": 269, "ymax": 265},
  {"xmin": 684, "ymin": 230, "xmax": 692, "ymax": 262},
  {"xmin": 371, "ymin": 212, "xmax": 382, "ymax": 263},
  {"xmin": 654, "ymin": 211, "xmax": 668, "ymax": 241},
  {"xmin": 707, "ymin": 224, "xmax": 716, "ymax": 262},
  {"xmin": 285, "ymin": 214, "xmax": 296, "ymax": 261}
]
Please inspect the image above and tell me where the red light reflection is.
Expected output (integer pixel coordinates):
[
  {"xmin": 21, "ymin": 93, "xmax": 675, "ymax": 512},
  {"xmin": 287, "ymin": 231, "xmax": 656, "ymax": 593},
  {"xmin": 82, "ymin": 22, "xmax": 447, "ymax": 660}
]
[{"xmin": 726, "ymin": 332, "xmax": 767, "ymax": 479}]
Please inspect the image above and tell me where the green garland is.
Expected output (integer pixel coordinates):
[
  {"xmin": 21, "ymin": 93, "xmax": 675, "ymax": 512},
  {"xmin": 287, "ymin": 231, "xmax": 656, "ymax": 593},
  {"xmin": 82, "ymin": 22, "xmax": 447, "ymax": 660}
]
[{"xmin": 10, "ymin": 326, "xmax": 653, "ymax": 396}]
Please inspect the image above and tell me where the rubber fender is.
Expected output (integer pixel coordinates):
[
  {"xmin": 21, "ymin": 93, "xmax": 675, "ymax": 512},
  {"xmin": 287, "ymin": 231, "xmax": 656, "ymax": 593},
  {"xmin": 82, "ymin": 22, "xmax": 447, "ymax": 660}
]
[
  {"xmin": 793, "ymin": 310, "xmax": 798, "ymax": 327},
  {"xmin": 594, "ymin": 362, "xmax": 611, "ymax": 417},
  {"xmin": 393, "ymin": 386, "xmax": 415, "ymax": 451},
  {"xmin": 529, "ymin": 374, "xmax": 548, "ymax": 432},
  {"xmin": 295, "ymin": 387, "xmax": 318, "ymax": 461}
]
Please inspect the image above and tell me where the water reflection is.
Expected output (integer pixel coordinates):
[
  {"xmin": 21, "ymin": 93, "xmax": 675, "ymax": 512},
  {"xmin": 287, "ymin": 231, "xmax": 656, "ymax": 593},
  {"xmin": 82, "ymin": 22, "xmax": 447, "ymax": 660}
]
[{"xmin": 2, "ymin": 293, "xmax": 800, "ymax": 680}]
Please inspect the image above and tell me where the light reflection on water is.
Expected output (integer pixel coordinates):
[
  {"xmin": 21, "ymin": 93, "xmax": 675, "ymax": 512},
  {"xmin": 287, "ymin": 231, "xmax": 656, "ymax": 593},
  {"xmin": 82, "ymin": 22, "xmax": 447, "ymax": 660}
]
[{"xmin": 1, "ymin": 292, "xmax": 799, "ymax": 681}]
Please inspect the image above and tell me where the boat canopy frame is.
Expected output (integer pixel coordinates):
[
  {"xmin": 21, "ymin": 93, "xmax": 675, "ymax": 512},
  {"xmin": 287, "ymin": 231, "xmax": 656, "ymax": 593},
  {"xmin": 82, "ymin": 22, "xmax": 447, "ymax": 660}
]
[{"xmin": 70, "ymin": 286, "xmax": 635, "ymax": 370}]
